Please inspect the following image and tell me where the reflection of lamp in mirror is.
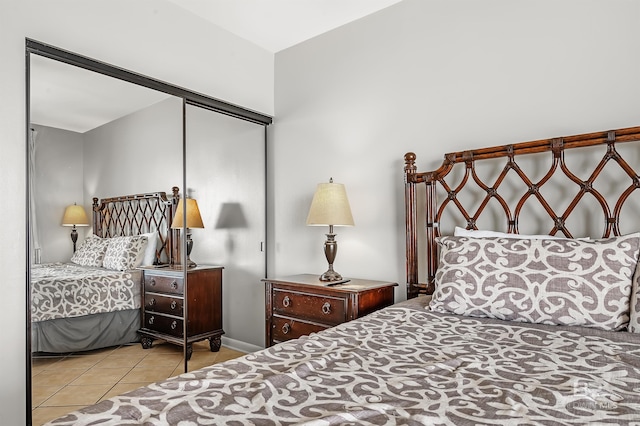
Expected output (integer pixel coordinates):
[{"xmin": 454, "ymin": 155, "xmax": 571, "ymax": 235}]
[
  {"xmin": 171, "ymin": 198, "xmax": 204, "ymax": 268},
  {"xmin": 62, "ymin": 203, "xmax": 89, "ymax": 252},
  {"xmin": 306, "ymin": 178, "xmax": 354, "ymax": 281}
]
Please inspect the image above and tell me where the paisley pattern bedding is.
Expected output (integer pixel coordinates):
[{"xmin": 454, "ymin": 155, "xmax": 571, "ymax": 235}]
[
  {"xmin": 31, "ymin": 262, "xmax": 142, "ymax": 322},
  {"xmin": 46, "ymin": 297, "xmax": 640, "ymax": 425}
]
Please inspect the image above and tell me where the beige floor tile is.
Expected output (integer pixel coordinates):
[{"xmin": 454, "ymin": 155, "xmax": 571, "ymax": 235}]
[
  {"xmin": 100, "ymin": 382, "xmax": 149, "ymax": 401},
  {"xmin": 112, "ymin": 343, "xmax": 146, "ymax": 354},
  {"xmin": 94, "ymin": 353, "xmax": 146, "ymax": 368},
  {"xmin": 33, "ymin": 368, "xmax": 87, "ymax": 387},
  {"xmin": 135, "ymin": 352, "xmax": 183, "ymax": 368},
  {"xmin": 32, "ymin": 384, "xmax": 64, "ymax": 407},
  {"xmin": 32, "ymin": 405, "xmax": 84, "ymax": 426},
  {"xmin": 43, "ymin": 383, "xmax": 112, "ymax": 406},
  {"xmin": 32, "ymin": 359, "xmax": 63, "ymax": 376},
  {"xmin": 54, "ymin": 354, "xmax": 106, "ymax": 369},
  {"xmin": 78, "ymin": 345, "xmax": 119, "ymax": 356},
  {"xmin": 145, "ymin": 341, "xmax": 183, "ymax": 354},
  {"xmin": 31, "ymin": 344, "xmax": 249, "ymax": 420},
  {"xmin": 71, "ymin": 366, "xmax": 132, "ymax": 385},
  {"xmin": 120, "ymin": 365, "xmax": 176, "ymax": 383}
]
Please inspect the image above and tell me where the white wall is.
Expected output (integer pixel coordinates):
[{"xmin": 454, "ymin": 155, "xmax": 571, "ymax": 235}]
[
  {"xmin": 270, "ymin": 0, "xmax": 640, "ymax": 302},
  {"xmin": 84, "ymin": 97, "xmax": 184, "ymax": 199},
  {"xmin": 1, "ymin": 0, "xmax": 273, "ymax": 423}
]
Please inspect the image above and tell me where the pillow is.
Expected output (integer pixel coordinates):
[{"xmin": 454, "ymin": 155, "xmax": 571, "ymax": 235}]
[
  {"xmin": 139, "ymin": 231, "xmax": 158, "ymax": 266},
  {"xmin": 454, "ymin": 226, "xmax": 570, "ymax": 240},
  {"xmin": 70, "ymin": 235, "xmax": 109, "ymax": 267},
  {"xmin": 102, "ymin": 235, "xmax": 148, "ymax": 271},
  {"xmin": 429, "ymin": 233, "xmax": 640, "ymax": 331}
]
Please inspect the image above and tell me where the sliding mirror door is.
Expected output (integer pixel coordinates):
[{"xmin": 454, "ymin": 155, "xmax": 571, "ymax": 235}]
[{"xmin": 185, "ymin": 104, "xmax": 267, "ymax": 353}]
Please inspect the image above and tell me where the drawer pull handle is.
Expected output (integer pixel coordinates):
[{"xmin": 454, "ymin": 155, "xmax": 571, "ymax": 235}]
[
  {"xmin": 282, "ymin": 323, "xmax": 290, "ymax": 334},
  {"xmin": 170, "ymin": 280, "xmax": 178, "ymax": 290},
  {"xmin": 149, "ymin": 279, "xmax": 156, "ymax": 286},
  {"xmin": 148, "ymin": 316, "xmax": 155, "ymax": 325},
  {"xmin": 170, "ymin": 300, "xmax": 177, "ymax": 310},
  {"xmin": 171, "ymin": 321, "xmax": 177, "ymax": 330},
  {"xmin": 149, "ymin": 298, "xmax": 156, "ymax": 306},
  {"xmin": 282, "ymin": 296, "xmax": 291, "ymax": 308},
  {"xmin": 322, "ymin": 302, "xmax": 331, "ymax": 315}
]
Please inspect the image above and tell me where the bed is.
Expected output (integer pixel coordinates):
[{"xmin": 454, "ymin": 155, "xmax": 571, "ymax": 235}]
[
  {"xmin": 31, "ymin": 187, "xmax": 179, "ymax": 353},
  {"xmin": 45, "ymin": 126, "xmax": 640, "ymax": 424}
]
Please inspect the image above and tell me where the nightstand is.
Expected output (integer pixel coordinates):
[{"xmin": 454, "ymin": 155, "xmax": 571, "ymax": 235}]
[
  {"xmin": 138, "ymin": 265, "xmax": 224, "ymax": 359},
  {"xmin": 263, "ymin": 274, "xmax": 397, "ymax": 347}
]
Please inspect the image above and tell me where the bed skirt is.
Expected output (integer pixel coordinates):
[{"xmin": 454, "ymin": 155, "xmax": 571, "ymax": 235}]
[{"xmin": 32, "ymin": 309, "xmax": 141, "ymax": 353}]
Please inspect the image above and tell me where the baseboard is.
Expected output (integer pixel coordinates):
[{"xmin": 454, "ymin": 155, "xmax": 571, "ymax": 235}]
[{"xmin": 221, "ymin": 336, "xmax": 263, "ymax": 354}]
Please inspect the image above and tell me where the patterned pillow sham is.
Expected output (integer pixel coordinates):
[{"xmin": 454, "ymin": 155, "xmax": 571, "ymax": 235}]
[
  {"xmin": 70, "ymin": 235, "xmax": 109, "ymax": 267},
  {"xmin": 429, "ymin": 233, "xmax": 640, "ymax": 331},
  {"xmin": 102, "ymin": 235, "xmax": 148, "ymax": 271}
]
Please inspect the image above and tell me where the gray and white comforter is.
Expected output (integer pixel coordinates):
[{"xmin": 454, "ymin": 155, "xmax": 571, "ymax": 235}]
[
  {"xmin": 46, "ymin": 297, "xmax": 640, "ymax": 425},
  {"xmin": 31, "ymin": 262, "xmax": 142, "ymax": 322}
]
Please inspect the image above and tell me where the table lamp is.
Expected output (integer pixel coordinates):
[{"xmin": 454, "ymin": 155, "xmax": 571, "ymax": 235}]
[
  {"xmin": 62, "ymin": 203, "xmax": 89, "ymax": 252},
  {"xmin": 306, "ymin": 178, "xmax": 354, "ymax": 281},
  {"xmin": 171, "ymin": 198, "xmax": 204, "ymax": 267}
]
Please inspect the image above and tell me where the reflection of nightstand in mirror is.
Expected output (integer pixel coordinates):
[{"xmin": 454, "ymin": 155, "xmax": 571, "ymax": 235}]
[
  {"xmin": 263, "ymin": 274, "xmax": 397, "ymax": 347},
  {"xmin": 138, "ymin": 265, "xmax": 224, "ymax": 359}
]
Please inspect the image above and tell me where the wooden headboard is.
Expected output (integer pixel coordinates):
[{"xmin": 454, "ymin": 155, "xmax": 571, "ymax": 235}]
[
  {"xmin": 92, "ymin": 186, "xmax": 180, "ymax": 265},
  {"xmin": 404, "ymin": 126, "xmax": 640, "ymax": 299}
]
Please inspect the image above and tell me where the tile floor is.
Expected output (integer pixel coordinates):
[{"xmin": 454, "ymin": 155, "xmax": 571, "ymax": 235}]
[{"xmin": 31, "ymin": 340, "xmax": 246, "ymax": 426}]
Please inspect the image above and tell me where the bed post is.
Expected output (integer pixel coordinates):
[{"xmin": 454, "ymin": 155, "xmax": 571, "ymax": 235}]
[
  {"xmin": 92, "ymin": 197, "xmax": 101, "ymax": 236},
  {"xmin": 404, "ymin": 153, "xmax": 419, "ymax": 299}
]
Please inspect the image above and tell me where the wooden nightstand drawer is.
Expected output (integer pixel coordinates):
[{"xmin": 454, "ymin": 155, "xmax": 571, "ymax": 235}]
[
  {"xmin": 264, "ymin": 274, "xmax": 398, "ymax": 347},
  {"xmin": 144, "ymin": 313, "xmax": 184, "ymax": 338},
  {"xmin": 271, "ymin": 316, "xmax": 326, "ymax": 342},
  {"xmin": 145, "ymin": 293, "xmax": 184, "ymax": 316},
  {"xmin": 273, "ymin": 289, "xmax": 346, "ymax": 326},
  {"xmin": 144, "ymin": 274, "xmax": 184, "ymax": 295}
]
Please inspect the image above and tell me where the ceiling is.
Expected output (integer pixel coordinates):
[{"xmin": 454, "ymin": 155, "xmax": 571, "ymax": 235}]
[
  {"xmin": 29, "ymin": 0, "xmax": 402, "ymax": 133},
  {"xmin": 165, "ymin": 0, "xmax": 402, "ymax": 53}
]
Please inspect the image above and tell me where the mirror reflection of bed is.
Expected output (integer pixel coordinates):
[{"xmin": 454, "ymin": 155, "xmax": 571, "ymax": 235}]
[{"xmin": 28, "ymin": 44, "xmax": 271, "ymax": 425}]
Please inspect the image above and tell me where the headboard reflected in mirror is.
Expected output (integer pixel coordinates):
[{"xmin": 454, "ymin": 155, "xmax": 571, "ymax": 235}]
[{"xmin": 92, "ymin": 186, "xmax": 180, "ymax": 265}]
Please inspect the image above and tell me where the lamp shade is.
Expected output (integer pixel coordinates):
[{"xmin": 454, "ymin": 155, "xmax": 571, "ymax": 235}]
[
  {"xmin": 306, "ymin": 179, "xmax": 354, "ymax": 226},
  {"xmin": 171, "ymin": 198, "xmax": 204, "ymax": 229},
  {"xmin": 61, "ymin": 204, "xmax": 89, "ymax": 227}
]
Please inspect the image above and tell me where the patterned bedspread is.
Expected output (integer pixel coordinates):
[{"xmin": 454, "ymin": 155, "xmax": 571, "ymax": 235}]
[
  {"xmin": 31, "ymin": 262, "xmax": 142, "ymax": 322},
  {"xmin": 46, "ymin": 297, "xmax": 640, "ymax": 425}
]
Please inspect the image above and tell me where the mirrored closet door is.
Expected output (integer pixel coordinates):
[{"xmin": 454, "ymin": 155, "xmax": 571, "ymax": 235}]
[
  {"xmin": 185, "ymin": 104, "xmax": 267, "ymax": 349},
  {"xmin": 26, "ymin": 40, "xmax": 271, "ymax": 425}
]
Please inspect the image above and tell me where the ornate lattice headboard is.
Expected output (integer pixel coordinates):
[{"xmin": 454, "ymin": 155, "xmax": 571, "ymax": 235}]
[
  {"xmin": 92, "ymin": 186, "xmax": 179, "ymax": 265},
  {"xmin": 404, "ymin": 126, "xmax": 640, "ymax": 299}
]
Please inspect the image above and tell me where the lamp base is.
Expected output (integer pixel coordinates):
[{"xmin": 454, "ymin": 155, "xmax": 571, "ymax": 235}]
[
  {"xmin": 319, "ymin": 268, "xmax": 342, "ymax": 282},
  {"xmin": 186, "ymin": 233, "xmax": 197, "ymax": 268},
  {"xmin": 186, "ymin": 257, "xmax": 197, "ymax": 268},
  {"xmin": 319, "ymin": 230, "xmax": 342, "ymax": 281}
]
